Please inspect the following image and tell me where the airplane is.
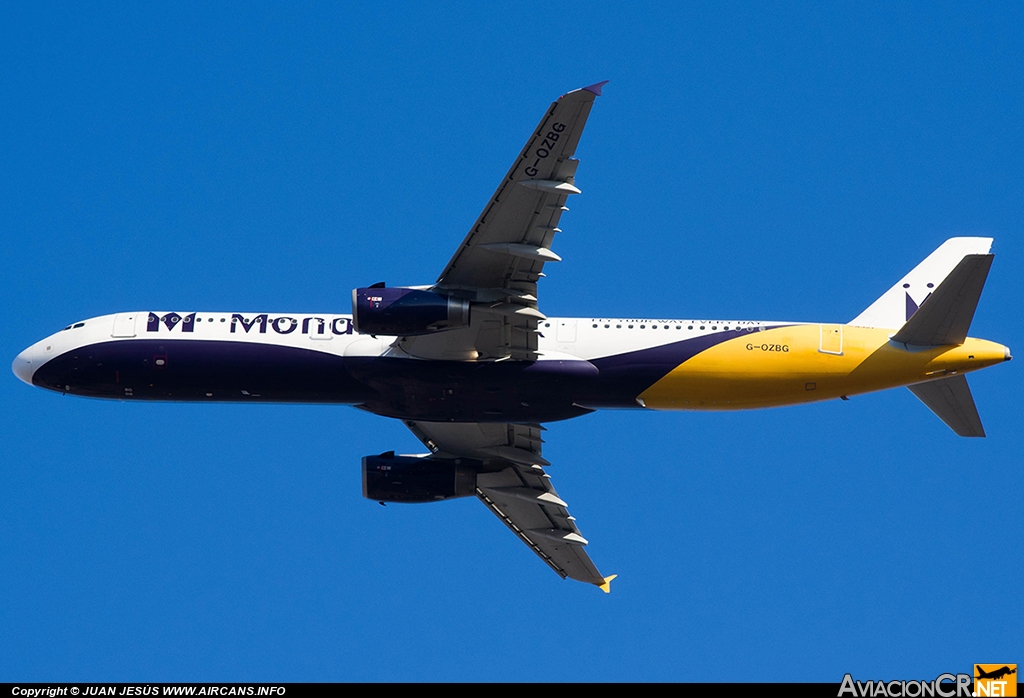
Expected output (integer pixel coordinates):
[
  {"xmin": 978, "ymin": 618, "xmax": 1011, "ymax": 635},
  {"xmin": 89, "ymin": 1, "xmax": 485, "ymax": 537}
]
[
  {"xmin": 976, "ymin": 666, "xmax": 1016, "ymax": 681},
  {"xmin": 12, "ymin": 82, "xmax": 1012, "ymax": 591}
]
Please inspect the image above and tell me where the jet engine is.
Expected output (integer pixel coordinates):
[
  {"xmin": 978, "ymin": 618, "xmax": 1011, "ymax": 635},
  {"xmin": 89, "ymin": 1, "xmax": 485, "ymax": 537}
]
[
  {"xmin": 362, "ymin": 452, "xmax": 478, "ymax": 503},
  {"xmin": 351, "ymin": 286, "xmax": 470, "ymax": 336}
]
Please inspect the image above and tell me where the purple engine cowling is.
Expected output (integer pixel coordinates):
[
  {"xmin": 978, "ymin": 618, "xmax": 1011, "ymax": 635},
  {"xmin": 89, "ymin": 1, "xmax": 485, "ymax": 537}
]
[
  {"xmin": 362, "ymin": 452, "xmax": 478, "ymax": 503},
  {"xmin": 351, "ymin": 286, "xmax": 470, "ymax": 336}
]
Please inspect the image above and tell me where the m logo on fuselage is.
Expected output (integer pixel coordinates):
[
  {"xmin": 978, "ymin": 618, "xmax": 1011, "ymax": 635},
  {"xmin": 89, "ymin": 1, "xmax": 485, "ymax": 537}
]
[{"xmin": 147, "ymin": 312, "xmax": 195, "ymax": 333}]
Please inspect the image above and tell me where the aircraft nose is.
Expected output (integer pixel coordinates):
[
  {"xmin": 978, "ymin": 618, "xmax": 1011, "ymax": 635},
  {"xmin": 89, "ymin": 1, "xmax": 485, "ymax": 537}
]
[{"xmin": 12, "ymin": 346, "xmax": 41, "ymax": 385}]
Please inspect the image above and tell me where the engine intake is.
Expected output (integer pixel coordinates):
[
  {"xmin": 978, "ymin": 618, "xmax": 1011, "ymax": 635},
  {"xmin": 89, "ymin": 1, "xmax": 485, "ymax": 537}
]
[
  {"xmin": 351, "ymin": 287, "xmax": 470, "ymax": 336},
  {"xmin": 362, "ymin": 452, "xmax": 478, "ymax": 503}
]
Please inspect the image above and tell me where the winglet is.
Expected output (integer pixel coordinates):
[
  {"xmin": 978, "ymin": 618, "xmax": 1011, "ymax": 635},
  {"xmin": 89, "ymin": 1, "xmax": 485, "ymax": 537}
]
[
  {"xmin": 598, "ymin": 574, "xmax": 617, "ymax": 593},
  {"xmin": 582, "ymin": 80, "xmax": 609, "ymax": 96}
]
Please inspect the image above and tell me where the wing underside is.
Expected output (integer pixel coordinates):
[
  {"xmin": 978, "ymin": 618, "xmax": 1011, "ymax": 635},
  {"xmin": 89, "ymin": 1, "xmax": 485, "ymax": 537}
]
[{"xmin": 404, "ymin": 420, "xmax": 611, "ymax": 589}]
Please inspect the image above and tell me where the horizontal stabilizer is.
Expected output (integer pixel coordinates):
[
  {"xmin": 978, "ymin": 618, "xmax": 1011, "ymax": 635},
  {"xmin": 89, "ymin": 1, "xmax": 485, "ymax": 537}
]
[
  {"xmin": 908, "ymin": 375, "xmax": 985, "ymax": 437},
  {"xmin": 891, "ymin": 254, "xmax": 993, "ymax": 346}
]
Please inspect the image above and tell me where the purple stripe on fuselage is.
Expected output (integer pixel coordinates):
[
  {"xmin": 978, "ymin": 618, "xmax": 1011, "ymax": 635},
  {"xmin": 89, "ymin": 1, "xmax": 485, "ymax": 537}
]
[{"xmin": 580, "ymin": 329, "xmax": 764, "ymax": 408}]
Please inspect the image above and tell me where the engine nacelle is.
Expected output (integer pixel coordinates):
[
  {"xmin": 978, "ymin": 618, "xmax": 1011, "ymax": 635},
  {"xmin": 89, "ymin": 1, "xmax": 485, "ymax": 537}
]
[
  {"xmin": 362, "ymin": 452, "xmax": 478, "ymax": 503},
  {"xmin": 351, "ymin": 286, "xmax": 470, "ymax": 336}
]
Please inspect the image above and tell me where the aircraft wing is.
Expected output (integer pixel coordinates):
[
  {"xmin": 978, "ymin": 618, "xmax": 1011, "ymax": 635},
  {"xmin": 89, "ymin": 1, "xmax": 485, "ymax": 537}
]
[
  {"xmin": 404, "ymin": 419, "xmax": 614, "ymax": 591},
  {"xmin": 394, "ymin": 82, "xmax": 606, "ymax": 362}
]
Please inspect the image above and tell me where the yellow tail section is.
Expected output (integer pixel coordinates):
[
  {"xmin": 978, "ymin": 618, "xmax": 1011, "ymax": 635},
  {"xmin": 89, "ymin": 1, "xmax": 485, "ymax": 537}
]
[{"xmin": 639, "ymin": 325, "xmax": 1007, "ymax": 410}]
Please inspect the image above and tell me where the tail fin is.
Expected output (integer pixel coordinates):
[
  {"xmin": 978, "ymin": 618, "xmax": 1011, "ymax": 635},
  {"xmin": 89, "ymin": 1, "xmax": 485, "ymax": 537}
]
[
  {"xmin": 908, "ymin": 375, "xmax": 986, "ymax": 437},
  {"xmin": 851, "ymin": 237, "xmax": 993, "ymax": 330}
]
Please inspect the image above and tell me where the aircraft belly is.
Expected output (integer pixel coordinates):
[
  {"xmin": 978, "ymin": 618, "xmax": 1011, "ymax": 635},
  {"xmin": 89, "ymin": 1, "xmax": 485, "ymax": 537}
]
[
  {"xmin": 638, "ymin": 326, "xmax": 1005, "ymax": 410},
  {"xmin": 345, "ymin": 356, "xmax": 595, "ymax": 423}
]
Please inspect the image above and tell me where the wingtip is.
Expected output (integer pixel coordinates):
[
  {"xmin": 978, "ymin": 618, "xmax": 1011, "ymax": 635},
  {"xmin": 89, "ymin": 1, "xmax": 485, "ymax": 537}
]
[
  {"xmin": 598, "ymin": 574, "xmax": 617, "ymax": 593},
  {"xmin": 582, "ymin": 80, "xmax": 609, "ymax": 96}
]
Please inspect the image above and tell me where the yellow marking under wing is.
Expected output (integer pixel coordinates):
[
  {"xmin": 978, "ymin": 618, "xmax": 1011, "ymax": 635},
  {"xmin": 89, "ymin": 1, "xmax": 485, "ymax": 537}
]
[{"xmin": 639, "ymin": 325, "xmax": 1007, "ymax": 410}]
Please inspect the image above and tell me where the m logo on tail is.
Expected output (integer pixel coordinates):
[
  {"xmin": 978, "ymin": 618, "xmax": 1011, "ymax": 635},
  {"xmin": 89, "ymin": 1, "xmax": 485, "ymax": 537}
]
[{"xmin": 904, "ymin": 290, "xmax": 933, "ymax": 322}]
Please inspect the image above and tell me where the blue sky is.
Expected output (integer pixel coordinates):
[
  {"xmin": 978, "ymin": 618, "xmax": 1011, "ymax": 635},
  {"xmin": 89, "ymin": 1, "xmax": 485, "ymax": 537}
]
[{"xmin": 2, "ymin": 2, "xmax": 1021, "ymax": 682}]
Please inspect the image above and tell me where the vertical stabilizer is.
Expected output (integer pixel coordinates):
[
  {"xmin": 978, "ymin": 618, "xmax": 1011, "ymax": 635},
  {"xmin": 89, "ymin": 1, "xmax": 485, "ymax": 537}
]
[
  {"xmin": 907, "ymin": 375, "xmax": 985, "ymax": 437},
  {"xmin": 851, "ymin": 237, "xmax": 992, "ymax": 329}
]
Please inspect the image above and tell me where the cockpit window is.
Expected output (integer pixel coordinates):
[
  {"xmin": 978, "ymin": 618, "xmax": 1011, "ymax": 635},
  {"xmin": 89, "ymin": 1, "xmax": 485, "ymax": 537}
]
[{"xmin": 73, "ymin": 322, "xmax": 85, "ymax": 329}]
